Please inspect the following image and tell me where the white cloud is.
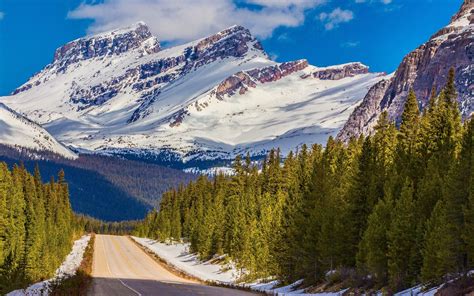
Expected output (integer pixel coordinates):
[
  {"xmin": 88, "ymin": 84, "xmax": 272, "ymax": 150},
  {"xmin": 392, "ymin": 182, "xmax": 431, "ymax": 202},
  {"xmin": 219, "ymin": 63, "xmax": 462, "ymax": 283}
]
[
  {"xmin": 355, "ymin": 0, "xmax": 392, "ymax": 4},
  {"xmin": 68, "ymin": 0, "xmax": 326, "ymax": 43},
  {"xmin": 0, "ymin": 12, "xmax": 4, "ymax": 20},
  {"xmin": 341, "ymin": 41, "xmax": 360, "ymax": 48},
  {"xmin": 277, "ymin": 32, "xmax": 291, "ymax": 42},
  {"xmin": 246, "ymin": 0, "xmax": 325, "ymax": 9},
  {"xmin": 319, "ymin": 8, "xmax": 353, "ymax": 30}
]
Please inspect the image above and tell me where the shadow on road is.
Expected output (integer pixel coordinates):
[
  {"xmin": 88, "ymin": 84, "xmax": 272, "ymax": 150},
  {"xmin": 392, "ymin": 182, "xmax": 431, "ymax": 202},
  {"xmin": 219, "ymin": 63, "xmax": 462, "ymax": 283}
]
[{"xmin": 90, "ymin": 277, "xmax": 258, "ymax": 296}]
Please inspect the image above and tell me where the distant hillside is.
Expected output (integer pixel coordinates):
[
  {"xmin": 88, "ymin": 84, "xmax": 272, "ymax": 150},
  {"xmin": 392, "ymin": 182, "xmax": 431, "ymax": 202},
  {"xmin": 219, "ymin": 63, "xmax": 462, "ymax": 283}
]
[
  {"xmin": 0, "ymin": 103, "xmax": 76, "ymax": 158},
  {"xmin": 0, "ymin": 145, "xmax": 196, "ymax": 221}
]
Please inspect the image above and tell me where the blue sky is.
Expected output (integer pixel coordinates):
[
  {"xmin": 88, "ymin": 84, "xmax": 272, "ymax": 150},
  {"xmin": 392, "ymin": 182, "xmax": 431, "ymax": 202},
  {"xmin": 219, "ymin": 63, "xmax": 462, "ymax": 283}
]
[{"xmin": 0, "ymin": 0, "xmax": 462, "ymax": 96}]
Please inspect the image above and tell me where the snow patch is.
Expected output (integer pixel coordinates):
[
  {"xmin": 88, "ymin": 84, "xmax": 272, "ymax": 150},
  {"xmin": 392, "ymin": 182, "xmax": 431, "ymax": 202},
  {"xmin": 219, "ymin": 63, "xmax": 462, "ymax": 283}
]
[
  {"xmin": 183, "ymin": 166, "xmax": 235, "ymax": 176},
  {"xmin": 6, "ymin": 235, "xmax": 91, "ymax": 296},
  {"xmin": 132, "ymin": 237, "xmax": 239, "ymax": 283},
  {"xmin": 132, "ymin": 236, "xmax": 348, "ymax": 295}
]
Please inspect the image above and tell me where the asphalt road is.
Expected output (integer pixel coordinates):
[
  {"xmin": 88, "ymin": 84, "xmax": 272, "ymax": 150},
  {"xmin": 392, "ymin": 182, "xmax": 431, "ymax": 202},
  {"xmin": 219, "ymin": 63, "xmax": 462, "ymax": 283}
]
[{"xmin": 89, "ymin": 235, "xmax": 256, "ymax": 296}]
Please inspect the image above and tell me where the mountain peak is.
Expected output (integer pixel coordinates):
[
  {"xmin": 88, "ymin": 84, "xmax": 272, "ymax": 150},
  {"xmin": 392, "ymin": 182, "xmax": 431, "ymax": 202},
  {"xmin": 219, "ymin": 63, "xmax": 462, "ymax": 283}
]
[
  {"xmin": 89, "ymin": 21, "xmax": 151, "ymax": 39},
  {"xmin": 192, "ymin": 24, "xmax": 266, "ymax": 59},
  {"xmin": 430, "ymin": 0, "xmax": 473, "ymax": 40},
  {"xmin": 452, "ymin": 0, "xmax": 474, "ymax": 24},
  {"xmin": 51, "ymin": 21, "xmax": 160, "ymax": 70},
  {"xmin": 219, "ymin": 24, "xmax": 249, "ymax": 34},
  {"xmin": 214, "ymin": 25, "xmax": 257, "ymax": 43}
]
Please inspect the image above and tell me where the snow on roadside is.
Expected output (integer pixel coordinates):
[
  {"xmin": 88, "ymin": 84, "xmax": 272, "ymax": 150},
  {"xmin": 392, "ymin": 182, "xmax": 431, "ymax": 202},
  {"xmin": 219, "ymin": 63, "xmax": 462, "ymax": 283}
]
[
  {"xmin": 132, "ymin": 236, "xmax": 347, "ymax": 296},
  {"xmin": 394, "ymin": 270, "xmax": 474, "ymax": 296},
  {"xmin": 6, "ymin": 234, "xmax": 91, "ymax": 296},
  {"xmin": 132, "ymin": 236, "xmax": 239, "ymax": 283},
  {"xmin": 393, "ymin": 284, "xmax": 444, "ymax": 296}
]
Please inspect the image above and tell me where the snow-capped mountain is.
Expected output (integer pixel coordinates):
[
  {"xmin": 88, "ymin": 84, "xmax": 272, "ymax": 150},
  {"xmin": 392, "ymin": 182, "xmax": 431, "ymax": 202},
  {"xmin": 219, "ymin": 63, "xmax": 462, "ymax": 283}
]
[
  {"xmin": 2, "ymin": 22, "xmax": 385, "ymax": 163},
  {"xmin": 0, "ymin": 103, "xmax": 76, "ymax": 158},
  {"xmin": 338, "ymin": 0, "xmax": 474, "ymax": 141}
]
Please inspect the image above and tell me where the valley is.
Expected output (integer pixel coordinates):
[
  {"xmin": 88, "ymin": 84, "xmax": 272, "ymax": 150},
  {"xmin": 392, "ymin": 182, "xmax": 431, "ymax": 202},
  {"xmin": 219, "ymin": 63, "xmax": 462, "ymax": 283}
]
[{"xmin": 0, "ymin": 0, "xmax": 473, "ymax": 295}]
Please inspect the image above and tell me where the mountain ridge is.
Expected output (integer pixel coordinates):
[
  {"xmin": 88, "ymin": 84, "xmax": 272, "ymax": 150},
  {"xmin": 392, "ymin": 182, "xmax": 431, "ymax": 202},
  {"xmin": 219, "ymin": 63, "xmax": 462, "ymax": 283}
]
[
  {"xmin": 3, "ymin": 23, "xmax": 384, "ymax": 166},
  {"xmin": 0, "ymin": 102, "xmax": 76, "ymax": 158}
]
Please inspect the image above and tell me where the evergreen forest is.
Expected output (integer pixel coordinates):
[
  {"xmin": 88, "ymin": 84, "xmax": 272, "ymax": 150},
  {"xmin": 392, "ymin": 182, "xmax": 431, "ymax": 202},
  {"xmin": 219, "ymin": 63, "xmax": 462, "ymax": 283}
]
[
  {"xmin": 0, "ymin": 164, "xmax": 79, "ymax": 294},
  {"xmin": 134, "ymin": 69, "xmax": 474, "ymax": 292}
]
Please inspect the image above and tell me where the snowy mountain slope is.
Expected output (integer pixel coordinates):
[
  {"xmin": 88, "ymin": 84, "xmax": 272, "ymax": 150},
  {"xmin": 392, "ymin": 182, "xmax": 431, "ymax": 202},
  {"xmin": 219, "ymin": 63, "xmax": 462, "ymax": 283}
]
[
  {"xmin": 338, "ymin": 0, "xmax": 474, "ymax": 141},
  {"xmin": 0, "ymin": 103, "xmax": 76, "ymax": 158},
  {"xmin": 2, "ymin": 23, "xmax": 385, "ymax": 163}
]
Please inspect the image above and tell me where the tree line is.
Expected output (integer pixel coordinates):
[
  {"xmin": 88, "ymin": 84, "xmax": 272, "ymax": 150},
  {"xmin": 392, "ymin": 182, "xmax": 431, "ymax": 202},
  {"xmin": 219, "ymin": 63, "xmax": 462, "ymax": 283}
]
[
  {"xmin": 0, "ymin": 164, "xmax": 79, "ymax": 294},
  {"xmin": 134, "ymin": 69, "xmax": 473, "ymax": 292},
  {"xmin": 76, "ymin": 215, "xmax": 140, "ymax": 235},
  {"xmin": 0, "ymin": 145, "xmax": 197, "ymax": 221}
]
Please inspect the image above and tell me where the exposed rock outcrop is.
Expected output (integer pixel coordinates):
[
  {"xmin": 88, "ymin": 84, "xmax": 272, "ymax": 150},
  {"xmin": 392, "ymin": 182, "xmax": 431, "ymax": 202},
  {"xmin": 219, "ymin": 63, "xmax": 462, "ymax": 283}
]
[
  {"xmin": 13, "ymin": 22, "xmax": 161, "ymax": 95},
  {"xmin": 49, "ymin": 24, "xmax": 264, "ymax": 114},
  {"xmin": 338, "ymin": 0, "xmax": 474, "ymax": 141},
  {"xmin": 311, "ymin": 63, "xmax": 369, "ymax": 80},
  {"xmin": 214, "ymin": 60, "xmax": 308, "ymax": 100},
  {"xmin": 127, "ymin": 26, "xmax": 265, "ymax": 123},
  {"xmin": 337, "ymin": 79, "xmax": 392, "ymax": 142}
]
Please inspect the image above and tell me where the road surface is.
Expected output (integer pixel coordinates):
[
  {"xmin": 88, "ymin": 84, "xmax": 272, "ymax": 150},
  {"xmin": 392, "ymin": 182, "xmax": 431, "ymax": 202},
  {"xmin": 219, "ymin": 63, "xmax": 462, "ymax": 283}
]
[{"xmin": 90, "ymin": 235, "xmax": 256, "ymax": 296}]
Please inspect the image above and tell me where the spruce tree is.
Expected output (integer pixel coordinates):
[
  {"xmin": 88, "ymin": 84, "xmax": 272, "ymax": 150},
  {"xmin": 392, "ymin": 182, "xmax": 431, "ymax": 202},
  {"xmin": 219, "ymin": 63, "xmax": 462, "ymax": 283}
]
[
  {"xmin": 387, "ymin": 179, "xmax": 417, "ymax": 290},
  {"xmin": 421, "ymin": 199, "xmax": 456, "ymax": 283},
  {"xmin": 462, "ymin": 119, "xmax": 474, "ymax": 269},
  {"xmin": 444, "ymin": 67, "xmax": 457, "ymax": 105},
  {"xmin": 347, "ymin": 136, "xmax": 376, "ymax": 261},
  {"xmin": 358, "ymin": 193, "xmax": 393, "ymax": 285},
  {"xmin": 396, "ymin": 89, "xmax": 420, "ymax": 183}
]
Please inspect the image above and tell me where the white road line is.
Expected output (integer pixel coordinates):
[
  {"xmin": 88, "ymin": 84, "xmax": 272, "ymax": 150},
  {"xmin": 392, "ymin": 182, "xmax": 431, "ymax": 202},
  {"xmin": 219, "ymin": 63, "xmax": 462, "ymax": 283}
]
[
  {"xmin": 118, "ymin": 279, "xmax": 142, "ymax": 296},
  {"xmin": 101, "ymin": 236, "xmax": 142, "ymax": 296}
]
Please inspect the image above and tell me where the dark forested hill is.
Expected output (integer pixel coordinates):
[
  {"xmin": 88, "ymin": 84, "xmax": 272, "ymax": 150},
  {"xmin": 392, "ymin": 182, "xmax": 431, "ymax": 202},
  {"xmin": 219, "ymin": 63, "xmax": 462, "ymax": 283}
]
[{"xmin": 0, "ymin": 145, "xmax": 196, "ymax": 221}]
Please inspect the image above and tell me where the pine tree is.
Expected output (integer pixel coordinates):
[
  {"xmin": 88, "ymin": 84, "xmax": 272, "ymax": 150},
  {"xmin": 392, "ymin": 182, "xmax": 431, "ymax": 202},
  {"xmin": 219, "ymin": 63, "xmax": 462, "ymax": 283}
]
[
  {"xmin": 387, "ymin": 179, "xmax": 417, "ymax": 290},
  {"xmin": 421, "ymin": 199, "xmax": 457, "ymax": 283},
  {"xmin": 210, "ymin": 174, "xmax": 226, "ymax": 255},
  {"xmin": 347, "ymin": 136, "xmax": 377, "ymax": 261},
  {"xmin": 460, "ymin": 119, "xmax": 473, "ymax": 269},
  {"xmin": 358, "ymin": 193, "xmax": 393, "ymax": 285},
  {"xmin": 0, "ymin": 163, "xmax": 9, "ymax": 267},
  {"xmin": 396, "ymin": 89, "xmax": 420, "ymax": 183},
  {"xmin": 444, "ymin": 67, "xmax": 457, "ymax": 105}
]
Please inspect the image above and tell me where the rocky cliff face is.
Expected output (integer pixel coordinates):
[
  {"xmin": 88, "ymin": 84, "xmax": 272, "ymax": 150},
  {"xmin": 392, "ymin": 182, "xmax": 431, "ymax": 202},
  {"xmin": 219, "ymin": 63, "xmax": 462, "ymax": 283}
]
[
  {"xmin": 338, "ymin": 0, "xmax": 474, "ymax": 141},
  {"xmin": 127, "ymin": 25, "xmax": 266, "ymax": 123},
  {"xmin": 214, "ymin": 60, "xmax": 308, "ymax": 100},
  {"xmin": 213, "ymin": 61, "xmax": 371, "ymax": 102},
  {"xmin": 310, "ymin": 62, "xmax": 369, "ymax": 80},
  {"xmin": 53, "ymin": 22, "xmax": 161, "ymax": 66},
  {"xmin": 337, "ymin": 79, "xmax": 392, "ymax": 142},
  {"xmin": 13, "ymin": 22, "xmax": 161, "ymax": 95}
]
